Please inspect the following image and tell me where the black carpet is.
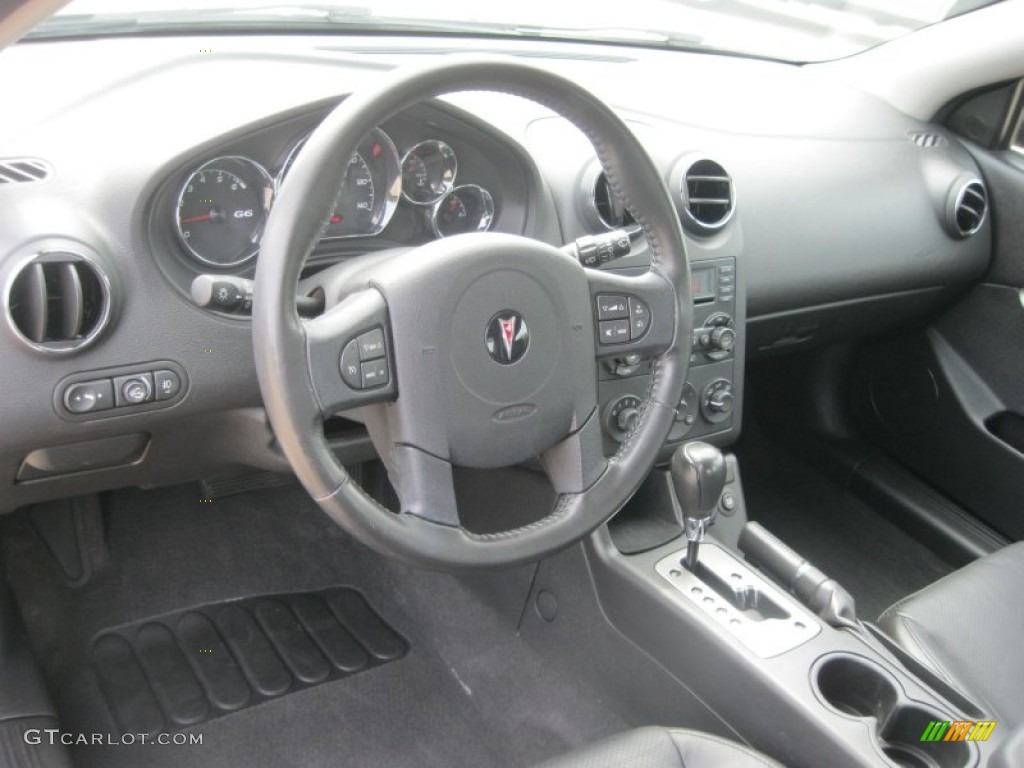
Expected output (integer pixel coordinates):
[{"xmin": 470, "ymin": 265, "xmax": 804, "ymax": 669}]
[
  {"xmin": 736, "ymin": 429, "xmax": 952, "ymax": 621},
  {"xmin": 1, "ymin": 477, "xmax": 726, "ymax": 768}
]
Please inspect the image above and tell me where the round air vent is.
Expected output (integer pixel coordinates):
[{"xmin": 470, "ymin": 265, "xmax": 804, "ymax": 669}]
[
  {"xmin": 590, "ymin": 169, "xmax": 635, "ymax": 230},
  {"xmin": 678, "ymin": 157, "xmax": 735, "ymax": 234},
  {"xmin": 5, "ymin": 251, "xmax": 111, "ymax": 353},
  {"xmin": 946, "ymin": 178, "xmax": 987, "ymax": 238}
]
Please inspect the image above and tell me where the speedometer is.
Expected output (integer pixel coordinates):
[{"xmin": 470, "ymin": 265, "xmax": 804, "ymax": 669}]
[
  {"xmin": 176, "ymin": 156, "xmax": 274, "ymax": 268},
  {"xmin": 278, "ymin": 127, "xmax": 400, "ymax": 239}
]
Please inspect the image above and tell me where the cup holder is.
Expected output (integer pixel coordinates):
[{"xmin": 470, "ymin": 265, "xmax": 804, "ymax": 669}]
[
  {"xmin": 880, "ymin": 706, "xmax": 971, "ymax": 768},
  {"xmin": 816, "ymin": 654, "xmax": 901, "ymax": 720},
  {"xmin": 814, "ymin": 654, "xmax": 974, "ymax": 768}
]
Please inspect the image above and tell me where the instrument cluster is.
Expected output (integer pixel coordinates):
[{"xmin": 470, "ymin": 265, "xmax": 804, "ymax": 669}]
[{"xmin": 174, "ymin": 126, "xmax": 497, "ymax": 269}]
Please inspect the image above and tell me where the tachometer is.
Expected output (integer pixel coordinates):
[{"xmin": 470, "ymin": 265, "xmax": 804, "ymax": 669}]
[
  {"xmin": 278, "ymin": 127, "xmax": 401, "ymax": 239},
  {"xmin": 401, "ymin": 140, "xmax": 457, "ymax": 205},
  {"xmin": 176, "ymin": 156, "xmax": 274, "ymax": 268},
  {"xmin": 430, "ymin": 184, "xmax": 495, "ymax": 238}
]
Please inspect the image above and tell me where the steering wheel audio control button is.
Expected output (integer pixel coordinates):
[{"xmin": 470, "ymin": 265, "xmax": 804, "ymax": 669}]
[
  {"xmin": 360, "ymin": 359, "xmax": 390, "ymax": 389},
  {"xmin": 596, "ymin": 294, "xmax": 629, "ymax": 320},
  {"xmin": 340, "ymin": 340, "xmax": 362, "ymax": 389},
  {"xmin": 629, "ymin": 297, "xmax": 651, "ymax": 339},
  {"xmin": 357, "ymin": 328, "xmax": 386, "ymax": 361},
  {"xmin": 598, "ymin": 319, "xmax": 630, "ymax": 345}
]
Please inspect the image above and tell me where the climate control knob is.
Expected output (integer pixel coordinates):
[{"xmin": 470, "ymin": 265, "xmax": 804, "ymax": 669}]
[
  {"xmin": 709, "ymin": 326, "xmax": 736, "ymax": 353},
  {"xmin": 616, "ymin": 407, "xmax": 640, "ymax": 432},
  {"xmin": 604, "ymin": 394, "xmax": 644, "ymax": 442},
  {"xmin": 701, "ymin": 379, "xmax": 735, "ymax": 424}
]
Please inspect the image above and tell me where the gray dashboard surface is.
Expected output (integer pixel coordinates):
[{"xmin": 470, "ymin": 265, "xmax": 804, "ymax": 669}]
[{"xmin": 0, "ymin": 34, "xmax": 991, "ymax": 512}]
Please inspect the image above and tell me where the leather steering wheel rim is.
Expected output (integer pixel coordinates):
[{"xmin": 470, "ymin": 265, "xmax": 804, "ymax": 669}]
[{"xmin": 253, "ymin": 57, "xmax": 692, "ymax": 569}]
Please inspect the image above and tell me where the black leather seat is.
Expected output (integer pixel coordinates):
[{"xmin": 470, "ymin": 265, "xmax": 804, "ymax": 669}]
[
  {"xmin": 536, "ymin": 727, "xmax": 783, "ymax": 768},
  {"xmin": 879, "ymin": 541, "xmax": 1024, "ymax": 725}
]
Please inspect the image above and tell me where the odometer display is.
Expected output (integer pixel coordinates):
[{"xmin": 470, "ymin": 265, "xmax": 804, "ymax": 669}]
[{"xmin": 176, "ymin": 156, "xmax": 273, "ymax": 268}]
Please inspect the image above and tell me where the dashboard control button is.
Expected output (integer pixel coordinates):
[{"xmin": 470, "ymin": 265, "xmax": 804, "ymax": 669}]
[
  {"xmin": 340, "ymin": 340, "xmax": 362, "ymax": 389},
  {"xmin": 596, "ymin": 295, "xmax": 629, "ymax": 320},
  {"xmin": 720, "ymin": 491, "xmax": 737, "ymax": 514},
  {"xmin": 629, "ymin": 297, "xmax": 650, "ymax": 339},
  {"xmin": 153, "ymin": 370, "xmax": 182, "ymax": 401},
  {"xmin": 357, "ymin": 328, "xmax": 386, "ymax": 361},
  {"xmin": 114, "ymin": 373, "xmax": 154, "ymax": 406},
  {"xmin": 598, "ymin": 319, "xmax": 630, "ymax": 345},
  {"xmin": 360, "ymin": 359, "xmax": 389, "ymax": 389},
  {"xmin": 64, "ymin": 379, "xmax": 114, "ymax": 414}
]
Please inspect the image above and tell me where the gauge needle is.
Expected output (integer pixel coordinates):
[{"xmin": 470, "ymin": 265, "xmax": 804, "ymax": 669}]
[{"xmin": 180, "ymin": 214, "xmax": 213, "ymax": 224}]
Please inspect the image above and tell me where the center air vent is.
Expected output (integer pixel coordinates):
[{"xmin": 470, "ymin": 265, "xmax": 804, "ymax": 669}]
[
  {"xmin": 6, "ymin": 252, "xmax": 110, "ymax": 352},
  {"xmin": 0, "ymin": 158, "xmax": 52, "ymax": 185},
  {"xmin": 946, "ymin": 178, "xmax": 987, "ymax": 238},
  {"xmin": 679, "ymin": 158, "xmax": 734, "ymax": 234},
  {"xmin": 591, "ymin": 170, "xmax": 635, "ymax": 230}
]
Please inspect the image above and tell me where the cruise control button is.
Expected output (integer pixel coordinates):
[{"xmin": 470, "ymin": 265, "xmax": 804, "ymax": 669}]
[
  {"xmin": 629, "ymin": 297, "xmax": 651, "ymax": 339},
  {"xmin": 114, "ymin": 373, "xmax": 154, "ymax": 407},
  {"xmin": 340, "ymin": 340, "xmax": 362, "ymax": 389},
  {"xmin": 598, "ymin": 319, "xmax": 631, "ymax": 345},
  {"xmin": 64, "ymin": 379, "xmax": 114, "ymax": 414},
  {"xmin": 360, "ymin": 359, "xmax": 389, "ymax": 389},
  {"xmin": 153, "ymin": 370, "xmax": 181, "ymax": 401},
  {"xmin": 357, "ymin": 328, "xmax": 386, "ymax": 361},
  {"xmin": 596, "ymin": 295, "xmax": 629, "ymax": 321}
]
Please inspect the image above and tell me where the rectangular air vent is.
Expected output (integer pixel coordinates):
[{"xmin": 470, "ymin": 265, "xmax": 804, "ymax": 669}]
[{"xmin": 0, "ymin": 158, "xmax": 52, "ymax": 185}]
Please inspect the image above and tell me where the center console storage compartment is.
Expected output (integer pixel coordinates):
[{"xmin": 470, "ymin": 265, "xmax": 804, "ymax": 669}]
[{"xmin": 813, "ymin": 653, "xmax": 975, "ymax": 768}]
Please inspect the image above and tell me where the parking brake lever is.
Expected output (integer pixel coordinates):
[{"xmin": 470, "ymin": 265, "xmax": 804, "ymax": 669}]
[{"xmin": 739, "ymin": 521, "xmax": 858, "ymax": 630}]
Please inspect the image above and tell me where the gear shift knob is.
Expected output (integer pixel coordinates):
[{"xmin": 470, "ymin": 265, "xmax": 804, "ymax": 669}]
[{"xmin": 670, "ymin": 441, "xmax": 726, "ymax": 570}]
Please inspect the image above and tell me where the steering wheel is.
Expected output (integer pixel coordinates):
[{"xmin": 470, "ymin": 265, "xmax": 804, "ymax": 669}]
[{"xmin": 253, "ymin": 58, "xmax": 692, "ymax": 569}]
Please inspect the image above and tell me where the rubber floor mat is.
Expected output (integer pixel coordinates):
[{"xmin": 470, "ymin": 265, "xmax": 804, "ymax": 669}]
[{"xmin": 91, "ymin": 587, "xmax": 407, "ymax": 734}]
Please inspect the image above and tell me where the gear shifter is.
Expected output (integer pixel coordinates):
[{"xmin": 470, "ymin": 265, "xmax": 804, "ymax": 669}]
[{"xmin": 670, "ymin": 441, "xmax": 727, "ymax": 571}]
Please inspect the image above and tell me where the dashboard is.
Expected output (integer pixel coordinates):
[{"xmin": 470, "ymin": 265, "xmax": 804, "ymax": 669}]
[{"xmin": 0, "ymin": 34, "xmax": 992, "ymax": 514}]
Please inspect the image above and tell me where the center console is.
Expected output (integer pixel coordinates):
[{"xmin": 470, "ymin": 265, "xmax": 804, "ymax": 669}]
[{"xmin": 587, "ymin": 440, "xmax": 1006, "ymax": 767}]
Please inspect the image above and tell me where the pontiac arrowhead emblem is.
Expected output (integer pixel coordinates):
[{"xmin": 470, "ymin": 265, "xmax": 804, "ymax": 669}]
[{"xmin": 486, "ymin": 311, "xmax": 529, "ymax": 365}]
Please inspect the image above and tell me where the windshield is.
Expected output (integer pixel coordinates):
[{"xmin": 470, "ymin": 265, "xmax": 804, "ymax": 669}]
[{"xmin": 27, "ymin": 0, "xmax": 1004, "ymax": 63}]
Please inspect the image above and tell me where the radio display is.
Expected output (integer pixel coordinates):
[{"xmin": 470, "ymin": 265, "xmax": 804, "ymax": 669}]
[{"xmin": 692, "ymin": 267, "xmax": 716, "ymax": 303}]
